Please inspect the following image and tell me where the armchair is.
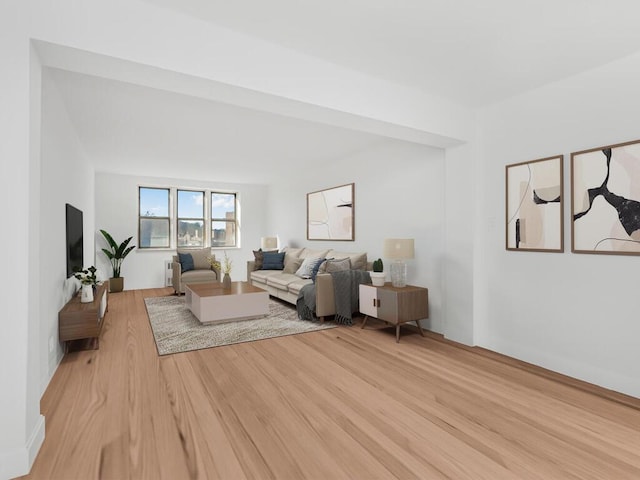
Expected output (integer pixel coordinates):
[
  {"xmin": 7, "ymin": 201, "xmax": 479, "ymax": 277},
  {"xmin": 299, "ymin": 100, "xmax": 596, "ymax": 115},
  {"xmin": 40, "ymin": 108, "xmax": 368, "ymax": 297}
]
[{"xmin": 172, "ymin": 248, "xmax": 221, "ymax": 295}]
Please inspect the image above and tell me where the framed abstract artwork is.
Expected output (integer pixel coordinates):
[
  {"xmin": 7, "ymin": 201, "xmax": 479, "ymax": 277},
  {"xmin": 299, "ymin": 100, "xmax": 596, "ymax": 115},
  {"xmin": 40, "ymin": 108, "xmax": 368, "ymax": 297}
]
[
  {"xmin": 307, "ymin": 183, "xmax": 354, "ymax": 241},
  {"xmin": 572, "ymin": 139, "xmax": 640, "ymax": 255},
  {"xmin": 506, "ymin": 155, "xmax": 564, "ymax": 252}
]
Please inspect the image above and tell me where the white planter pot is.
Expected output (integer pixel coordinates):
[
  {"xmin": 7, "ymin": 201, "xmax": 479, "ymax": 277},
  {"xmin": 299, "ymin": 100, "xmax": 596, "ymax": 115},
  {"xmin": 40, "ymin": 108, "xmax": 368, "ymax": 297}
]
[
  {"xmin": 370, "ymin": 272, "xmax": 386, "ymax": 287},
  {"xmin": 80, "ymin": 284, "xmax": 94, "ymax": 303}
]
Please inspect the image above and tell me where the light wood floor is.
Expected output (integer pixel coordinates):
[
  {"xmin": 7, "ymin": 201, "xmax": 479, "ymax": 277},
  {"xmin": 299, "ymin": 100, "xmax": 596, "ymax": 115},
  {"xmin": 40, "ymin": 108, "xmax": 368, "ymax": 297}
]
[{"xmin": 20, "ymin": 288, "xmax": 640, "ymax": 479}]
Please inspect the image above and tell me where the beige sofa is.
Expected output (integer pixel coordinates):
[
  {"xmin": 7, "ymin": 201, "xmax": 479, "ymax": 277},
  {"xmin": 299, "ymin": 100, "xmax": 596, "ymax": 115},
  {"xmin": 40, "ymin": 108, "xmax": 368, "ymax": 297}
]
[
  {"xmin": 247, "ymin": 247, "xmax": 370, "ymax": 321},
  {"xmin": 172, "ymin": 248, "xmax": 221, "ymax": 294}
]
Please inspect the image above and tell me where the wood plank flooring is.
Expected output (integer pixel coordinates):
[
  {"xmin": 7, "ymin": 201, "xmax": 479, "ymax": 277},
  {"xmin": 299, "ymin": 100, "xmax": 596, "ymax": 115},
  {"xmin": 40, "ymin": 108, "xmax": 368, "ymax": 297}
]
[{"xmin": 20, "ymin": 288, "xmax": 640, "ymax": 479}]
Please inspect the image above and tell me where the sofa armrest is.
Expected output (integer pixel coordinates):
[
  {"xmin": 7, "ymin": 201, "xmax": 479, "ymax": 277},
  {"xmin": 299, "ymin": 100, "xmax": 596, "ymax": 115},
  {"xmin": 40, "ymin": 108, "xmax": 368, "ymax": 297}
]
[
  {"xmin": 315, "ymin": 273, "xmax": 336, "ymax": 317},
  {"xmin": 211, "ymin": 264, "xmax": 221, "ymax": 281},
  {"xmin": 171, "ymin": 261, "xmax": 182, "ymax": 294},
  {"xmin": 246, "ymin": 260, "xmax": 257, "ymax": 281}
]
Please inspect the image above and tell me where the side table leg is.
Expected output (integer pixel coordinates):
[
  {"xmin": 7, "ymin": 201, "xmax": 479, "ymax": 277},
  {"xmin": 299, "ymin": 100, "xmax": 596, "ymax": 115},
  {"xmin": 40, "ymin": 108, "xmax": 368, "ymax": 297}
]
[
  {"xmin": 416, "ymin": 319, "xmax": 425, "ymax": 337},
  {"xmin": 396, "ymin": 325, "xmax": 400, "ymax": 343},
  {"xmin": 361, "ymin": 315, "xmax": 369, "ymax": 329}
]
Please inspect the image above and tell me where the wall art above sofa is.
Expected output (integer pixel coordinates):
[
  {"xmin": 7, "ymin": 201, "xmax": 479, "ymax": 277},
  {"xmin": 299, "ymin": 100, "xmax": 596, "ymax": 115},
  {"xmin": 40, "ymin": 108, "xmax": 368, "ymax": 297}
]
[
  {"xmin": 572, "ymin": 138, "xmax": 640, "ymax": 255},
  {"xmin": 307, "ymin": 183, "xmax": 354, "ymax": 241}
]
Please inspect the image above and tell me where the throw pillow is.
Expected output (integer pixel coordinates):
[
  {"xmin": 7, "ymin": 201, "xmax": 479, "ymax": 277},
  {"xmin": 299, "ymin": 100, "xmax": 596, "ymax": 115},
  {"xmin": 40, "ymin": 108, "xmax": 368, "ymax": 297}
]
[
  {"xmin": 318, "ymin": 257, "xmax": 336, "ymax": 274},
  {"xmin": 311, "ymin": 258, "xmax": 328, "ymax": 282},
  {"xmin": 190, "ymin": 248, "xmax": 211, "ymax": 270},
  {"xmin": 283, "ymin": 256, "xmax": 303, "ymax": 274},
  {"xmin": 295, "ymin": 256, "xmax": 323, "ymax": 279},
  {"xmin": 325, "ymin": 257, "xmax": 351, "ymax": 273},
  {"xmin": 178, "ymin": 252, "xmax": 194, "ymax": 273},
  {"xmin": 253, "ymin": 249, "xmax": 265, "ymax": 270},
  {"xmin": 262, "ymin": 251, "xmax": 285, "ymax": 270}
]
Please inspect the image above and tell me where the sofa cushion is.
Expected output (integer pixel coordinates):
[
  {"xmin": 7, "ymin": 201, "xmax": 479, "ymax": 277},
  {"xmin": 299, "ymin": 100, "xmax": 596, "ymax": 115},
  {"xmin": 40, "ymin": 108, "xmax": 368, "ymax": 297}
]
[
  {"xmin": 298, "ymin": 248, "xmax": 329, "ymax": 259},
  {"xmin": 283, "ymin": 246, "xmax": 305, "ymax": 258},
  {"xmin": 181, "ymin": 269, "xmax": 216, "ymax": 283},
  {"xmin": 267, "ymin": 273, "xmax": 300, "ymax": 289},
  {"xmin": 295, "ymin": 257, "xmax": 324, "ymax": 279},
  {"xmin": 250, "ymin": 270, "xmax": 282, "ymax": 283},
  {"xmin": 326, "ymin": 250, "xmax": 367, "ymax": 270},
  {"xmin": 178, "ymin": 252, "xmax": 194, "ymax": 273},
  {"xmin": 287, "ymin": 277, "xmax": 313, "ymax": 296},
  {"xmin": 262, "ymin": 251, "xmax": 285, "ymax": 270}
]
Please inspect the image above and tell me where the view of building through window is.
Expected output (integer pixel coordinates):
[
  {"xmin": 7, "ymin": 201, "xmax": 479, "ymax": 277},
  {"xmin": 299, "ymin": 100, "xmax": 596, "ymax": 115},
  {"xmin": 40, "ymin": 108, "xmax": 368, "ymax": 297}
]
[
  {"xmin": 139, "ymin": 187, "xmax": 170, "ymax": 248},
  {"xmin": 212, "ymin": 192, "xmax": 236, "ymax": 247},
  {"xmin": 138, "ymin": 187, "xmax": 238, "ymax": 248},
  {"xmin": 177, "ymin": 190, "xmax": 204, "ymax": 247}
]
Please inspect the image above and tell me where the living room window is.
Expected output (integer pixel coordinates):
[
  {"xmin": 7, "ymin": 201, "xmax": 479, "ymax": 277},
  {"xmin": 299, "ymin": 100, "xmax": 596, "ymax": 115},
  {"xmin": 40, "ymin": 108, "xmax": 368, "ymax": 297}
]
[
  {"xmin": 211, "ymin": 192, "xmax": 237, "ymax": 247},
  {"xmin": 138, "ymin": 187, "xmax": 238, "ymax": 249},
  {"xmin": 177, "ymin": 190, "xmax": 205, "ymax": 247},
  {"xmin": 139, "ymin": 187, "xmax": 170, "ymax": 248}
]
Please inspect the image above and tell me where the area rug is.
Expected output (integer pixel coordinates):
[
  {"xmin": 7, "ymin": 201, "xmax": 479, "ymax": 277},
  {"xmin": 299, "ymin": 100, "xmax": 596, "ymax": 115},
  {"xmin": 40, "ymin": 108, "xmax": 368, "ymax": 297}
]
[{"xmin": 144, "ymin": 296, "xmax": 337, "ymax": 355}]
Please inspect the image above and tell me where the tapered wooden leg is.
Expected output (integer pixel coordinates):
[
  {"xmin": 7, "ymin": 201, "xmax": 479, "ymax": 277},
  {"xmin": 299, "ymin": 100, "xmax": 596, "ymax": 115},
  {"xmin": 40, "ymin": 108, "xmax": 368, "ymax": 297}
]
[
  {"xmin": 416, "ymin": 319, "xmax": 425, "ymax": 337},
  {"xmin": 319, "ymin": 316, "xmax": 325, "ymax": 323},
  {"xmin": 396, "ymin": 325, "xmax": 400, "ymax": 343},
  {"xmin": 361, "ymin": 316, "xmax": 369, "ymax": 329}
]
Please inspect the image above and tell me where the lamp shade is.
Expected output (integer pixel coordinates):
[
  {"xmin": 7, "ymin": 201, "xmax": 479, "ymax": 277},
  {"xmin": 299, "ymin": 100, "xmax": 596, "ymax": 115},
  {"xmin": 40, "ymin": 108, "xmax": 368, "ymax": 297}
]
[
  {"xmin": 261, "ymin": 236, "xmax": 278, "ymax": 250},
  {"xmin": 383, "ymin": 238, "xmax": 415, "ymax": 260}
]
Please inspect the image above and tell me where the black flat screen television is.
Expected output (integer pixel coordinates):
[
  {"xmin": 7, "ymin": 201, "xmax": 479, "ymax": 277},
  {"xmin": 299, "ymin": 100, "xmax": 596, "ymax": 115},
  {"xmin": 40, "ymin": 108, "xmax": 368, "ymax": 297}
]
[{"xmin": 65, "ymin": 203, "xmax": 84, "ymax": 278}]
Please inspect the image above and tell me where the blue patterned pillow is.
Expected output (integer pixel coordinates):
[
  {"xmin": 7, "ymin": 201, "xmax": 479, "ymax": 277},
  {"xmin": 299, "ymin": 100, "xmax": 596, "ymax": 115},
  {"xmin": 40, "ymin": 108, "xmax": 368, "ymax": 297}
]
[
  {"xmin": 295, "ymin": 256, "xmax": 324, "ymax": 279},
  {"xmin": 178, "ymin": 252, "xmax": 194, "ymax": 273},
  {"xmin": 311, "ymin": 258, "xmax": 332, "ymax": 282},
  {"xmin": 262, "ymin": 251, "xmax": 285, "ymax": 270}
]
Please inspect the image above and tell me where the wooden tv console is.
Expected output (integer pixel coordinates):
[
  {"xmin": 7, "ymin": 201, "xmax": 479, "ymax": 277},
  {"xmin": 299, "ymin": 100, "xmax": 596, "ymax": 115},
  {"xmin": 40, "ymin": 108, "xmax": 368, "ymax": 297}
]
[{"xmin": 59, "ymin": 282, "xmax": 108, "ymax": 352}]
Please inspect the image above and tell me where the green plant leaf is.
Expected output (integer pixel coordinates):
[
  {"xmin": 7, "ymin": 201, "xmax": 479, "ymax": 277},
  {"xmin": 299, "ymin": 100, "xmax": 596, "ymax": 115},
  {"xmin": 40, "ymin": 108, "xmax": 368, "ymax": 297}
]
[{"xmin": 100, "ymin": 229, "xmax": 118, "ymax": 250}]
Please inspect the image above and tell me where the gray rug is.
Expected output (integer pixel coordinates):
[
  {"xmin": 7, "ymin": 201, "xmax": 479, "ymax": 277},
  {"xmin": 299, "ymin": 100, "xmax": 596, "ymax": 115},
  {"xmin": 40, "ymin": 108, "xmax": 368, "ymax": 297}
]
[{"xmin": 144, "ymin": 296, "xmax": 337, "ymax": 355}]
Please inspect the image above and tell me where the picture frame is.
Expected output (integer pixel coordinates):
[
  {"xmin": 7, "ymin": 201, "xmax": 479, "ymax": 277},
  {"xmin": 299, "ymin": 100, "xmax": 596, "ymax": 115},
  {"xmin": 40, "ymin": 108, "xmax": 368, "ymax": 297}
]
[
  {"xmin": 571, "ymin": 138, "xmax": 640, "ymax": 255},
  {"xmin": 505, "ymin": 155, "xmax": 564, "ymax": 252},
  {"xmin": 307, "ymin": 183, "xmax": 354, "ymax": 241}
]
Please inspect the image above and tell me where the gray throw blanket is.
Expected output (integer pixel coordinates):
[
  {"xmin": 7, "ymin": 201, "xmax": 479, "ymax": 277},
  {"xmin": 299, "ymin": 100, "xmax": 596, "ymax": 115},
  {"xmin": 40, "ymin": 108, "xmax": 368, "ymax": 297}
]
[
  {"xmin": 331, "ymin": 269, "xmax": 371, "ymax": 325},
  {"xmin": 297, "ymin": 270, "xmax": 371, "ymax": 325},
  {"xmin": 297, "ymin": 282, "xmax": 317, "ymax": 321}
]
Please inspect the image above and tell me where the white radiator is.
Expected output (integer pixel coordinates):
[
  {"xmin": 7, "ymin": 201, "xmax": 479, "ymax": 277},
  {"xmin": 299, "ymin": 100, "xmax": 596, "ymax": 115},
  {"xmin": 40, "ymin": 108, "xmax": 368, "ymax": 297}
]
[{"xmin": 165, "ymin": 260, "xmax": 173, "ymax": 287}]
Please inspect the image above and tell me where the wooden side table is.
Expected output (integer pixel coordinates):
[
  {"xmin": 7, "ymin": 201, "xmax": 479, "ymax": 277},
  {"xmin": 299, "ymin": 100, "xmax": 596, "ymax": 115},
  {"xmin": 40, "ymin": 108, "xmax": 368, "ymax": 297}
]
[{"xmin": 359, "ymin": 283, "xmax": 428, "ymax": 342}]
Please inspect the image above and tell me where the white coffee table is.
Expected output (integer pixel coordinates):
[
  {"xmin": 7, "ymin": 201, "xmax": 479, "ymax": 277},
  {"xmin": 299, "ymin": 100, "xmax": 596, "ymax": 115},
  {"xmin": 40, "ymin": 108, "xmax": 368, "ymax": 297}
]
[{"xmin": 185, "ymin": 281, "xmax": 269, "ymax": 324}]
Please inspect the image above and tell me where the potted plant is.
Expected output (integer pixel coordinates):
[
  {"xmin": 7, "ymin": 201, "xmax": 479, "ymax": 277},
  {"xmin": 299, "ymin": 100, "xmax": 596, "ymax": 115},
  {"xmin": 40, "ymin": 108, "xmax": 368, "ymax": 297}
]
[
  {"xmin": 73, "ymin": 265, "xmax": 98, "ymax": 303},
  {"xmin": 370, "ymin": 258, "xmax": 385, "ymax": 286},
  {"xmin": 208, "ymin": 251, "xmax": 232, "ymax": 288},
  {"xmin": 100, "ymin": 229, "xmax": 135, "ymax": 293}
]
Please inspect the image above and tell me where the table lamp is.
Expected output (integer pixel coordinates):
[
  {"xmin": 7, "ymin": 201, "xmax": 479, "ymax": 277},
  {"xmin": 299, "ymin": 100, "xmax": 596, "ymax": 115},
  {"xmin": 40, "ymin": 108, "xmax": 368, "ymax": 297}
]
[
  {"xmin": 261, "ymin": 236, "xmax": 278, "ymax": 251},
  {"xmin": 383, "ymin": 238, "xmax": 414, "ymax": 287}
]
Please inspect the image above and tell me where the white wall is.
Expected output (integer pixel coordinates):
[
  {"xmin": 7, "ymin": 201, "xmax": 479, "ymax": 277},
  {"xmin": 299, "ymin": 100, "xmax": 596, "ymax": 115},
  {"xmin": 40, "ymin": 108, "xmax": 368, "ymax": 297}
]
[
  {"xmin": 268, "ymin": 141, "xmax": 446, "ymax": 333},
  {"xmin": 39, "ymin": 69, "xmax": 96, "ymax": 391},
  {"xmin": 0, "ymin": 2, "xmax": 44, "ymax": 476},
  {"xmin": 95, "ymin": 172, "xmax": 268, "ymax": 288},
  {"xmin": 475, "ymin": 51, "xmax": 640, "ymax": 398},
  {"xmin": 443, "ymin": 142, "xmax": 477, "ymax": 345}
]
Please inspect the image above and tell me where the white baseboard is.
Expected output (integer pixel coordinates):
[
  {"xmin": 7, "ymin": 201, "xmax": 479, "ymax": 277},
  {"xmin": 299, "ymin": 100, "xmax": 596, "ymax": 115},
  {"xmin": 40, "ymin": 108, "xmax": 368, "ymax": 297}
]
[{"xmin": 0, "ymin": 414, "xmax": 45, "ymax": 480}]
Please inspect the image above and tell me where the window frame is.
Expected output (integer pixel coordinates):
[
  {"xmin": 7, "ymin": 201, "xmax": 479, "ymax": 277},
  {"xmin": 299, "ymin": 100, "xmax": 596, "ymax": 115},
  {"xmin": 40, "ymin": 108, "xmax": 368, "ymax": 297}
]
[
  {"xmin": 211, "ymin": 192, "xmax": 238, "ymax": 248},
  {"xmin": 138, "ymin": 187, "xmax": 171, "ymax": 249},
  {"xmin": 137, "ymin": 186, "xmax": 239, "ymax": 250},
  {"xmin": 176, "ymin": 189, "xmax": 206, "ymax": 248}
]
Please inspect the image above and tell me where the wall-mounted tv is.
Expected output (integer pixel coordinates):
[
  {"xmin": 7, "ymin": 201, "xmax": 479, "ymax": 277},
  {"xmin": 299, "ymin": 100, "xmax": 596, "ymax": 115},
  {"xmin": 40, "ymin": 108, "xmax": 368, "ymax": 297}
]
[{"xmin": 66, "ymin": 203, "xmax": 83, "ymax": 278}]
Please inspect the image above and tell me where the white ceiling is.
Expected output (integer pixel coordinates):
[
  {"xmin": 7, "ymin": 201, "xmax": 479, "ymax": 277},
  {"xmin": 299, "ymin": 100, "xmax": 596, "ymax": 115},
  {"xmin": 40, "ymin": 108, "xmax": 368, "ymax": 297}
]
[
  {"xmin": 49, "ymin": 68, "xmax": 392, "ymax": 184},
  {"xmin": 48, "ymin": 1, "xmax": 640, "ymax": 183},
  {"xmin": 144, "ymin": 0, "xmax": 640, "ymax": 107}
]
